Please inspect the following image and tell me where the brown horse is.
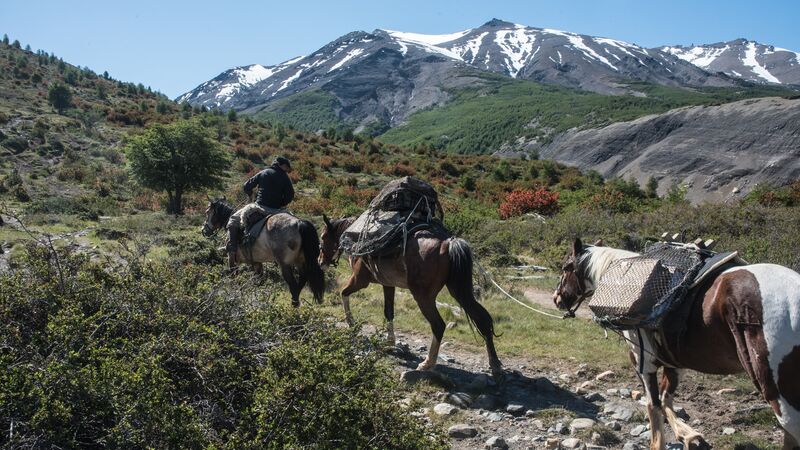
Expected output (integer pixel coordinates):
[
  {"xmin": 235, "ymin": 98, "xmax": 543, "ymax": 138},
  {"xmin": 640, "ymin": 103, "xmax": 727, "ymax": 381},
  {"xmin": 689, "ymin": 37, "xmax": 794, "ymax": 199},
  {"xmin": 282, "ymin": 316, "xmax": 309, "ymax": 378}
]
[
  {"xmin": 201, "ymin": 198, "xmax": 325, "ymax": 306},
  {"xmin": 319, "ymin": 215, "xmax": 503, "ymax": 378},
  {"xmin": 554, "ymin": 238, "xmax": 800, "ymax": 450}
]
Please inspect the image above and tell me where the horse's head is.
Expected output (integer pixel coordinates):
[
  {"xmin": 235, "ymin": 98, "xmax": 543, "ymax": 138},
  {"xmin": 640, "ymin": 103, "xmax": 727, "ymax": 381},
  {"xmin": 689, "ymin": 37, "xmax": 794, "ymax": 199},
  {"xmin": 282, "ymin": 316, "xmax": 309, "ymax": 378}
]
[
  {"xmin": 553, "ymin": 238, "xmax": 600, "ymax": 317},
  {"xmin": 319, "ymin": 214, "xmax": 343, "ymax": 270},
  {"xmin": 201, "ymin": 197, "xmax": 231, "ymax": 237}
]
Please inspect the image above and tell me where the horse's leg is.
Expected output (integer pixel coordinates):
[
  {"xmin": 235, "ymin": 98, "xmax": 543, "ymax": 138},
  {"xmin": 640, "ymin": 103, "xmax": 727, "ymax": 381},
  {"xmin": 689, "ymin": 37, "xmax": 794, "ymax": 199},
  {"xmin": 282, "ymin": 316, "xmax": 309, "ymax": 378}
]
[
  {"xmin": 642, "ymin": 369, "xmax": 666, "ymax": 450},
  {"xmin": 279, "ymin": 263, "xmax": 301, "ymax": 307},
  {"xmin": 340, "ymin": 263, "xmax": 372, "ymax": 326},
  {"xmin": 625, "ymin": 329, "xmax": 666, "ymax": 450},
  {"xmin": 413, "ymin": 292, "xmax": 445, "ymax": 371},
  {"xmin": 661, "ymin": 368, "xmax": 710, "ymax": 449},
  {"xmin": 383, "ymin": 286, "xmax": 396, "ymax": 346}
]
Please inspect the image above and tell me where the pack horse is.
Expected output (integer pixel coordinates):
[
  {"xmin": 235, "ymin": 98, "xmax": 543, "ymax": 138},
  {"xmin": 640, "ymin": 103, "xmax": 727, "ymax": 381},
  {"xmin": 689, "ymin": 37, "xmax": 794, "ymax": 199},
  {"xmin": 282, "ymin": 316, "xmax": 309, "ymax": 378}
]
[{"xmin": 554, "ymin": 238, "xmax": 800, "ymax": 450}]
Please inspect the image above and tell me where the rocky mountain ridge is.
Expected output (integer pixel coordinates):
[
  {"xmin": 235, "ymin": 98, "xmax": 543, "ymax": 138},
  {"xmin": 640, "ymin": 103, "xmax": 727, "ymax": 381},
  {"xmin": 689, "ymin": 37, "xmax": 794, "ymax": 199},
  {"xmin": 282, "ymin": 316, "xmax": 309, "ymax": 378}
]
[
  {"xmin": 538, "ymin": 96, "xmax": 800, "ymax": 202},
  {"xmin": 660, "ymin": 38, "xmax": 800, "ymax": 85}
]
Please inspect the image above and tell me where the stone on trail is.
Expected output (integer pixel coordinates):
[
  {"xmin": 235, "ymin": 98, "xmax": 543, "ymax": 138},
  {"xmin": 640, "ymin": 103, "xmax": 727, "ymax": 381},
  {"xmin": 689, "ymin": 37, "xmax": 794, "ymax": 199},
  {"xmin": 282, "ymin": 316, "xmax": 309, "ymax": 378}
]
[
  {"xmin": 576, "ymin": 380, "xmax": 594, "ymax": 394},
  {"xmin": 485, "ymin": 436, "xmax": 508, "ymax": 449},
  {"xmin": 445, "ymin": 392, "xmax": 473, "ymax": 409},
  {"xmin": 486, "ymin": 412, "xmax": 504, "ymax": 422},
  {"xmin": 448, "ymin": 423, "xmax": 478, "ymax": 439},
  {"xmin": 545, "ymin": 437, "xmax": 560, "ymax": 449},
  {"xmin": 433, "ymin": 403, "xmax": 458, "ymax": 416},
  {"xmin": 561, "ymin": 437, "xmax": 583, "ymax": 449},
  {"xmin": 673, "ymin": 405, "xmax": 690, "ymax": 420},
  {"xmin": 722, "ymin": 427, "xmax": 736, "ymax": 435},
  {"xmin": 400, "ymin": 369, "xmax": 453, "ymax": 388},
  {"xmin": 570, "ymin": 418, "xmax": 596, "ymax": 433},
  {"xmin": 630, "ymin": 424, "xmax": 648, "ymax": 436},
  {"xmin": 584, "ymin": 392, "xmax": 606, "ymax": 403},
  {"xmin": 623, "ymin": 442, "xmax": 642, "ymax": 450},
  {"xmin": 631, "ymin": 390, "xmax": 643, "ymax": 401},
  {"xmin": 717, "ymin": 387, "xmax": 739, "ymax": 396},
  {"xmin": 595, "ymin": 370, "xmax": 616, "ymax": 381},
  {"xmin": 506, "ymin": 403, "xmax": 526, "ymax": 415}
]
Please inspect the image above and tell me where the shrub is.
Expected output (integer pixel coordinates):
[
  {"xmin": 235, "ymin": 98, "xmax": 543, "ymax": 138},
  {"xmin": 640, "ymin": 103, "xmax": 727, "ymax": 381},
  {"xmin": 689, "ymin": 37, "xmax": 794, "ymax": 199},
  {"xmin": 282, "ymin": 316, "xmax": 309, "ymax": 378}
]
[
  {"xmin": 498, "ymin": 187, "xmax": 560, "ymax": 219},
  {"xmin": 0, "ymin": 245, "xmax": 444, "ymax": 448}
]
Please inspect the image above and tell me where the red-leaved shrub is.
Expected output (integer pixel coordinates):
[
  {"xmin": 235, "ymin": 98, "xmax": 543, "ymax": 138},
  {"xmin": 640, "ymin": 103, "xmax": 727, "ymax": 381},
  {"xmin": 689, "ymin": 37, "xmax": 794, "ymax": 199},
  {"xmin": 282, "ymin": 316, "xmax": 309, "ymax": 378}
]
[{"xmin": 498, "ymin": 187, "xmax": 559, "ymax": 219}]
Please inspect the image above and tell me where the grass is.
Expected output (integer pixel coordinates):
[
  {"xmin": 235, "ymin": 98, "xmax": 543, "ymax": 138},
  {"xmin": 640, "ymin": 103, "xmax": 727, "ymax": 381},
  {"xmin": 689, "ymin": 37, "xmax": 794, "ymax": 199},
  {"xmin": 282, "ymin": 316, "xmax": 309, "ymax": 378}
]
[
  {"xmin": 714, "ymin": 432, "xmax": 781, "ymax": 450},
  {"xmin": 313, "ymin": 264, "xmax": 630, "ymax": 370}
]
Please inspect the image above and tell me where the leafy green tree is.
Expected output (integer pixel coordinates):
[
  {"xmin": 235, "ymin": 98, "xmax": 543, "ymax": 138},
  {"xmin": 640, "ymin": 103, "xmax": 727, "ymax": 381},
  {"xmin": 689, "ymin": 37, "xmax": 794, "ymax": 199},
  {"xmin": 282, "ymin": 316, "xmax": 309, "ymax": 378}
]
[
  {"xmin": 2, "ymin": 34, "xmax": 9, "ymax": 45},
  {"xmin": 47, "ymin": 82, "xmax": 72, "ymax": 114},
  {"xmin": 125, "ymin": 120, "xmax": 230, "ymax": 214},
  {"xmin": 227, "ymin": 108, "xmax": 237, "ymax": 122}
]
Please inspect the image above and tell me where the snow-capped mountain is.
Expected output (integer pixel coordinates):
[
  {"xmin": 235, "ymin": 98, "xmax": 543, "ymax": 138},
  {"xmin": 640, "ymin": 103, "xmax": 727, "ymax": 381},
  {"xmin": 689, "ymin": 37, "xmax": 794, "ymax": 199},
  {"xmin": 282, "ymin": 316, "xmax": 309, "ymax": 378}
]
[
  {"xmin": 659, "ymin": 39, "xmax": 800, "ymax": 85},
  {"xmin": 176, "ymin": 19, "xmax": 749, "ymax": 128}
]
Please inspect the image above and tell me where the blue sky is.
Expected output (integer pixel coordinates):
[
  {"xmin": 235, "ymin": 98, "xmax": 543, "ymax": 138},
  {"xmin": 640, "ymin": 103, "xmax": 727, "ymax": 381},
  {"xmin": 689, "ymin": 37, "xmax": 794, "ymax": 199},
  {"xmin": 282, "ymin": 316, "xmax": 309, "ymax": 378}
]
[{"xmin": 2, "ymin": 0, "xmax": 798, "ymax": 99}]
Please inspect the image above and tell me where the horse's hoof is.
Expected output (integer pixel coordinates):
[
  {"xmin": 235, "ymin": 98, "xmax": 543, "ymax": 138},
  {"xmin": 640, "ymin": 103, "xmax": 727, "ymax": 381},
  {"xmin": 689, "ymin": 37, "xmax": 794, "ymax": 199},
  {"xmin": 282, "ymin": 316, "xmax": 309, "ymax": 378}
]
[
  {"xmin": 416, "ymin": 361, "xmax": 436, "ymax": 371},
  {"xmin": 685, "ymin": 436, "xmax": 712, "ymax": 450}
]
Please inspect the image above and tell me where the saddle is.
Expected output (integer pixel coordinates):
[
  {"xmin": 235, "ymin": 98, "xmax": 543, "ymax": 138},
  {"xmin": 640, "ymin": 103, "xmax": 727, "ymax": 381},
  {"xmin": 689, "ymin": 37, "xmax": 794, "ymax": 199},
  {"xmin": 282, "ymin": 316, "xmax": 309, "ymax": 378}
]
[
  {"xmin": 239, "ymin": 206, "xmax": 287, "ymax": 248},
  {"xmin": 589, "ymin": 242, "xmax": 746, "ymax": 330}
]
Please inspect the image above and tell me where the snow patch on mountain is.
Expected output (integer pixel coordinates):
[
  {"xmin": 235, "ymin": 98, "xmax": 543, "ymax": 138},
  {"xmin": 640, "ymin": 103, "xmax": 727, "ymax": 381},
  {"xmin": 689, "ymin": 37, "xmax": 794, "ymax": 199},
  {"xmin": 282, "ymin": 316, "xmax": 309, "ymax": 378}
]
[
  {"xmin": 384, "ymin": 29, "xmax": 467, "ymax": 61},
  {"xmin": 545, "ymin": 28, "xmax": 618, "ymax": 71},
  {"xmin": 494, "ymin": 26, "xmax": 537, "ymax": 77},
  {"xmin": 451, "ymin": 32, "xmax": 488, "ymax": 64},
  {"xmin": 329, "ymin": 48, "xmax": 365, "ymax": 72},
  {"xmin": 662, "ymin": 45, "xmax": 728, "ymax": 68},
  {"xmin": 743, "ymin": 42, "xmax": 780, "ymax": 83}
]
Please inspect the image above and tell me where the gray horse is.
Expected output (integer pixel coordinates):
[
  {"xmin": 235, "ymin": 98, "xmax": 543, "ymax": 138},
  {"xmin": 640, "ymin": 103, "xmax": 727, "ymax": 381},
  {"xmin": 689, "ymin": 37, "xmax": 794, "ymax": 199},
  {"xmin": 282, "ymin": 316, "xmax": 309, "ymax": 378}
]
[{"xmin": 201, "ymin": 198, "xmax": 325, "ymax": 306}]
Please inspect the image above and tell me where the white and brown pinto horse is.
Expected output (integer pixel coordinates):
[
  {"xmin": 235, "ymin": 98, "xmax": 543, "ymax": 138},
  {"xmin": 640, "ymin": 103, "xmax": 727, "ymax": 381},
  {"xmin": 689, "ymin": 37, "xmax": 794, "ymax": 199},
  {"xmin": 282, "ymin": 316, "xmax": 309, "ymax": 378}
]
[
  {"xmin": 201, "ymin": 198, "xmax": 325, "ymax": 307},
  {"xmin": 319, "ymin": 215, "xmax": 503, "ymax": 379},
  {"xmin": 553, "ymin": 238, "xmax": 800, "ymax": 450}
]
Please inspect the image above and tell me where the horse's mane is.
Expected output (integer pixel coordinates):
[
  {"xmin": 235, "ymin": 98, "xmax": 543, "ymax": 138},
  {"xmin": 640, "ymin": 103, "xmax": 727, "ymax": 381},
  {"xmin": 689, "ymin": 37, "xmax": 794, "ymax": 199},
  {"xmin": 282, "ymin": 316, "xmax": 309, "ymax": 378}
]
[
  {"xmin": 331, "ymin": 216, "xmax": 356, "ymax": 236},
  {"xmin": 212, "ymin": 198, "xmax": 235, "ymax": 222},
  {"xmin": 583, "ymin": 245, "xmax": 639, "ymax": 283}
]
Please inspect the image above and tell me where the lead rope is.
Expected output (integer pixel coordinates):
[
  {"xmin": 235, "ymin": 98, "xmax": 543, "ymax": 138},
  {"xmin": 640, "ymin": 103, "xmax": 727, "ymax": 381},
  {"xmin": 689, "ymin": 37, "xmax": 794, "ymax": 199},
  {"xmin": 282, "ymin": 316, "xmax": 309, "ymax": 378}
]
[{"xmin": 474, "ymin": 260, "xmax": 565, "ymax": 320}]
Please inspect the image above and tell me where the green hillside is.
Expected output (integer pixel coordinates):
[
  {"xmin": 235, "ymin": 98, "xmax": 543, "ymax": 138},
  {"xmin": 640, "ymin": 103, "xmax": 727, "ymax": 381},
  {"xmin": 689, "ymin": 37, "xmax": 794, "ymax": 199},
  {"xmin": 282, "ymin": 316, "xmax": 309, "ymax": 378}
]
[{"xmin": 379, "ymin": 74, "xmax": 795, "ymax": 153}]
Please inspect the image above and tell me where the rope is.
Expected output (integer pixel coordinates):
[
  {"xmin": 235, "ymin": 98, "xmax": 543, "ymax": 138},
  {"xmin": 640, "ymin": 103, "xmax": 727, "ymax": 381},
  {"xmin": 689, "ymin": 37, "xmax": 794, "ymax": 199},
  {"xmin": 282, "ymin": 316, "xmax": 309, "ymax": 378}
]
[{"xmin": 475, "ymin": 261, "xmax": 565, "ymax": 319}]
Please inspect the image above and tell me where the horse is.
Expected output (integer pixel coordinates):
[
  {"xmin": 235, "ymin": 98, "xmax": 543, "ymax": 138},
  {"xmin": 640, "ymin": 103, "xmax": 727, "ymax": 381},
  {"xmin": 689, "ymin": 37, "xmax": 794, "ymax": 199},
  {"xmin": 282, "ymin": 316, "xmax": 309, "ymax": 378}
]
[
  {"xmin": 319, "ymin": 215, "xmax": 503, "ymax": 378},
  {"xmin": 553, "ymin": 238, "xmax": 800, "ymax": 450},
  {"xmin": 201, "ymin": 198, "xmax": 325, "ymax": 307}
]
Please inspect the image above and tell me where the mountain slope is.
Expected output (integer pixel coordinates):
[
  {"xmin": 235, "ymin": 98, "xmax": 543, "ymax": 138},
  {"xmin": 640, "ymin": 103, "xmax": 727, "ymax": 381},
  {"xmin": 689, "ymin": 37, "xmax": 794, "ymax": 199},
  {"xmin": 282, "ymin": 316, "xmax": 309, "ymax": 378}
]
[
  {"xmin": 660, "ymin": 39, "xmax": 800, "ymax": 85},
  {"xmin": 538, "ymin": 96, "xmax": 800, "ymax": 202}
]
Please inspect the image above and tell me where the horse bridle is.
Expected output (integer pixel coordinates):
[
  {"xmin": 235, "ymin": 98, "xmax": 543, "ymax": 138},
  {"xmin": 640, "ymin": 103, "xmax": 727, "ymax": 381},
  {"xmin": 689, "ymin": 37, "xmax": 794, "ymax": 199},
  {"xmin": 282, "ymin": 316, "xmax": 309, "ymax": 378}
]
[
  {"xmin": 555, "ymin": 253, "xmax": 595, "ymax": 318},
  {"xmin": 202, "ymin": 203, "xmax": 223, "ymax": 238}
]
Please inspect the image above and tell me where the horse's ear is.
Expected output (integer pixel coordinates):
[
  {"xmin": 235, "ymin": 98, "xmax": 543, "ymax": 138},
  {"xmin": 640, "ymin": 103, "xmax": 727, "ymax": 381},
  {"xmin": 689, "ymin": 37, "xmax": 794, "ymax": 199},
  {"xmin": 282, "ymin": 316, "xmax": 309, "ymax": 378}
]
[
  {"xmin": 593, "ymin": 238, "xmax": 604, "ymax": 247},
  {"xmin": 323, "ymin": 214, "xmax": 332, "ymax": 229},
  {"xmin": 572, "ymin": 238, "xmax": 583, "ymax": 256}
]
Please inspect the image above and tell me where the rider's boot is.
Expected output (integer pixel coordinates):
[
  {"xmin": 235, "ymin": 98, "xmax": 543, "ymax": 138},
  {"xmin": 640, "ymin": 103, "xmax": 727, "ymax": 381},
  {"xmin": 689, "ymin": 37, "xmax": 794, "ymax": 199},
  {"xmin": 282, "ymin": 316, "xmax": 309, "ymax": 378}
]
[{"xmin": 226, "ymin": 225, "xmax": 241, "ymax": 272}]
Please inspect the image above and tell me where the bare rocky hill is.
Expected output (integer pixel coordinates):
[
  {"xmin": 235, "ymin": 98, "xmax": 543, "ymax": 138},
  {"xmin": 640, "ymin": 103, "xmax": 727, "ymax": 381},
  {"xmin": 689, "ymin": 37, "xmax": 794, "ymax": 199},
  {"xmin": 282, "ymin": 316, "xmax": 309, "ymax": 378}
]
[{"xmin": 538, "ymin": 96, "xmax": 800, "ymax": 202}]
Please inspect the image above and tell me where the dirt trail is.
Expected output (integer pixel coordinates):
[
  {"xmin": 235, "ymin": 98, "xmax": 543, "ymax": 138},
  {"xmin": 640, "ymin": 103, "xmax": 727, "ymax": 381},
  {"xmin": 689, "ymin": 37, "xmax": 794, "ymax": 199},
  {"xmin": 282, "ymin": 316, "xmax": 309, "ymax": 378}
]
[{"xmin": 382, "ymin": 322, "xmax": 782, "ymax": 449}]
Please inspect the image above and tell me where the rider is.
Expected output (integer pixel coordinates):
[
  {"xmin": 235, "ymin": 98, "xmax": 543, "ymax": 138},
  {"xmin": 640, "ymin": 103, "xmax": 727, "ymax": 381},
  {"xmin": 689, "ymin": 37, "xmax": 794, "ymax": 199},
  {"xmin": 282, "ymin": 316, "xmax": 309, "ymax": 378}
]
[{"xmin": 226, "ymin": 156, "xmax": 294, "ymax": 266}]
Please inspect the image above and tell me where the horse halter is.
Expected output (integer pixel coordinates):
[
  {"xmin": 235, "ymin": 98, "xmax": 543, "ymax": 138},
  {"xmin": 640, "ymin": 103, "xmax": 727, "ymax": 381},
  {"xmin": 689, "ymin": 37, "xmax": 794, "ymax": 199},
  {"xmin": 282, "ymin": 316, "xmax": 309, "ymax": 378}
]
[
  {"xmin": 202, "ymin": 203, "xmax": 223, "ymax": 237},
  {"xmin": 554, "ymin": 253, "xmax": 595, "ymax": 318}
]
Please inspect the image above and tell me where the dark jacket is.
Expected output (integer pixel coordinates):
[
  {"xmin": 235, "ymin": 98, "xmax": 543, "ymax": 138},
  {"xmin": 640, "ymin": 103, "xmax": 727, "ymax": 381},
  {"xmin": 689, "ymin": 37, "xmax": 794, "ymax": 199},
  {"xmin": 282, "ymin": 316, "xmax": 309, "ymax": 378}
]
[{"xmin": 243, "ymin": 164, "xmax": 294, "ymax": 208}]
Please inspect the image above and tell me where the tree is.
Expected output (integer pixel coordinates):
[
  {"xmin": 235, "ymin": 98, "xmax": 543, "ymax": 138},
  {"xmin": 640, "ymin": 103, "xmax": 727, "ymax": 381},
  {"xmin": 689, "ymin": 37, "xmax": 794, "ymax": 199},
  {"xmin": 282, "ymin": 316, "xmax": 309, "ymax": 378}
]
[
  {"xmin": 2, "ymin": 34, "xmax": 8, "ymax": 45},
  {"xmin": 47, "ymin": 82, "xmax": 72, "ymax": 114},
  {"xmin": 227, "ymin": 108, "xmax": 237, "ymax": 122},
  {"xmin": 126, "ymin": 120, "xmax": 230, "ymax": 214}
]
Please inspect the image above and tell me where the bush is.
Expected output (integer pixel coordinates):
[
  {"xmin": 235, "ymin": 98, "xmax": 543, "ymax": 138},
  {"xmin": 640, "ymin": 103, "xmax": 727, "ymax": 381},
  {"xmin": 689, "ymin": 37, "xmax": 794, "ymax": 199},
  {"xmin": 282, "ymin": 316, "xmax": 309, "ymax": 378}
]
[
  {"xmin": 498, "ymin": 187, "xmax": 560, "ymax": 219},
  {"xmin": 0, "ymin": 245, "xmax": 444, "ymax": 449}
]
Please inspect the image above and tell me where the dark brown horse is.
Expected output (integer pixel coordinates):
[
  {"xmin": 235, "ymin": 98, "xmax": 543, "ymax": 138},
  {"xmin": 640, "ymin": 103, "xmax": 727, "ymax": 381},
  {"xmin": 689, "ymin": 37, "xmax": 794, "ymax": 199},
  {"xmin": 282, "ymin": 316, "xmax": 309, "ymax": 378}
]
[
  {"xmin": 319, "ymin": 215, "xmax": 503, "ymax": 378},
  {"xmin": 201, "ymin": 198, "xmax": 325, "ymax": 307},
  {"xmin": 554, "ymin": 238, "xmax": 800, "ymax": 450}
]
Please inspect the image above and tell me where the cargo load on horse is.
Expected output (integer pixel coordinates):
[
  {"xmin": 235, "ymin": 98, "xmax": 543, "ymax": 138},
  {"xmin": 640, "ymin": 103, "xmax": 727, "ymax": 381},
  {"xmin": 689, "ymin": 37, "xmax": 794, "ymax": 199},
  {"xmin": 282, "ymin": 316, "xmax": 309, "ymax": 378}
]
[
  {"xmin": 588, "ymin": 240, "xmax": 746, "ymax": 329},
  {"xmin": 340, "ymin": 176, "xmax": 445, "ymax": 257}
]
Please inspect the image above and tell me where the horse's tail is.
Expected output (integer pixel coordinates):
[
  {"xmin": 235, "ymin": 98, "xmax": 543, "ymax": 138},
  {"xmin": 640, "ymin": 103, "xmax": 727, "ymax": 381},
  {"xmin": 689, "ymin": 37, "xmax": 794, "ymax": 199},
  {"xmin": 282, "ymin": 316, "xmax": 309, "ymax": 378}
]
[
  {"xmin": 446, "ymin": 238, "xmax": 497, "ymax": 340},
  {"xmin": 298, "ymin": 219, "xmax": 325, "ymax": 304},
  {"xmin": 447, "ymin": 237, "xmax": 502, "ymax": 376}
]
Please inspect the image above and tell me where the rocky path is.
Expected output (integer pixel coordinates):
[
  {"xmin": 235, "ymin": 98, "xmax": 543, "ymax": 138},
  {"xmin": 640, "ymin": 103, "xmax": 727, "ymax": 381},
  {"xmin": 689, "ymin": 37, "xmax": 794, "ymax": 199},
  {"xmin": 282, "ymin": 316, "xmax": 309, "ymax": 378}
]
[{"xmin": 387, "ymin": 326, "xmax": 783, "ymax": 449}]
